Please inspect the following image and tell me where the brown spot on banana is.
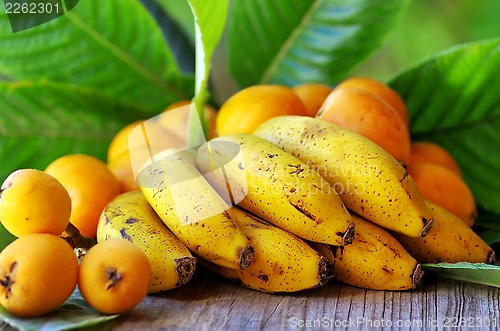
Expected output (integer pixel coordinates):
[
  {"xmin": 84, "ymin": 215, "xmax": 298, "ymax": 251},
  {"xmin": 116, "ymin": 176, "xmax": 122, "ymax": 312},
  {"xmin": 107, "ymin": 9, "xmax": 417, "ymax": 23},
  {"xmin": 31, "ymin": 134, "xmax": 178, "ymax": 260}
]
[
  {"xmin": 103, "ymin": 214, "xmax": 111, "ymax": 225},
  {"xmin": 126, "ymin": 217, "xmax": 138, "ymax": 224},
  {"xmin": 289, "ymin": 201, "xmax": 318, "ymax": 223},
  {"xmin": 288, "ymin": 164, "xmax": 304, "ymax": 175},
  {"xmin": 119, "ymin": 229, "xmax": 132, "ymax": 241},
  {"xmin": 258, "ymin": 274, "xmax": 269, "ymax": 282}
]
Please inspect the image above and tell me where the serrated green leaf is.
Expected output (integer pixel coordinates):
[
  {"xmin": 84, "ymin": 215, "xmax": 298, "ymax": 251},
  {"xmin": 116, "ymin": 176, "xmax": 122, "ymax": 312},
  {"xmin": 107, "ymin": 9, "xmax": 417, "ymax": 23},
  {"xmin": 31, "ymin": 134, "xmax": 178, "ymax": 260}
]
[
  {"xmin": 227, "ymin": 0, "xmax": 408, "ymax": 88},
  {"xmin": 0, "ymin": 0, "xmax": 193, "ymax": 114},
  {"xmin": 422, "ymin": 263, "xmax": 500, "ymax": 288},
  {"xmin": 0, "ymin": 289, "xmax": 119, "ymax": 331},
  {"xmin": 187, "ymin": 0, "xmax": 229, "ymax": 144},
  {"xmin": 0, "ymin": 81, "xmax": 143, "ymax": 180},
  {"xmin": 388, "ymin": 38, "xmax": 500, "ymax": 214}
]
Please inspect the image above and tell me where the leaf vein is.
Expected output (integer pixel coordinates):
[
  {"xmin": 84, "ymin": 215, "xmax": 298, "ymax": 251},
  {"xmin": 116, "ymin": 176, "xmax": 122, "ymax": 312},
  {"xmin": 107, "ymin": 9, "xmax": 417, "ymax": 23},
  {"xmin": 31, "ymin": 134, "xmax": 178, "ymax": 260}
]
[
  {"xmin": 63, "ymin": 9, "xmax": 188, "ymax": 99},
  {"xmin": 258, "ymin": 0, "xmax": 322, "ymax": 85}
]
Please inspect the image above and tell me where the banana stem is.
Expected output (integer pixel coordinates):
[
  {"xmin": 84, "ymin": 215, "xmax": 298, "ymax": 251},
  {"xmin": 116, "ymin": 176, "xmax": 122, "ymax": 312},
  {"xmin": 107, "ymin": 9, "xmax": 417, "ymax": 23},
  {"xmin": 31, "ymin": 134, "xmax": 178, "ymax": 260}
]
[{"xmin": 62, "ymin": 222, "xmax": 97, "ymax": 251}]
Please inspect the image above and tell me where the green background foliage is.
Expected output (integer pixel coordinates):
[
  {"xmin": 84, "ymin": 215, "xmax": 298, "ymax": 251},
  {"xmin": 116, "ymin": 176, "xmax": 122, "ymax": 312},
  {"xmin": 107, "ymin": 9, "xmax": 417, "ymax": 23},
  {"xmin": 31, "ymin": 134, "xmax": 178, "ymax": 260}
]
[
  {"xmin": 1, "ymin": 0, "xmax": 500, "ymax": 328},
  {"xmin": 0, "ymin": 0, "xmax": 499, "ymax": 245},
  {"xmin": 355, "ymin": 0, "xmax": 500, "ymax": 80},
  {"xmin": 0, "ymin": 1, "xmax": 499, "ymax": 229}
]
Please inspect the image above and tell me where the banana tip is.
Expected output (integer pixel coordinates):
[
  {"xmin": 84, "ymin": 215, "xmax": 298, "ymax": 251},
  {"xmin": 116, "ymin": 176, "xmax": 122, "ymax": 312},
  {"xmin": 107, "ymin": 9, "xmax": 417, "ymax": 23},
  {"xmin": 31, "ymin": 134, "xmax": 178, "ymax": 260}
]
[
  {"xmin": 412, "ymin": 263, "xmax": 424, "ymax": 289},
  {"xmin": 239, "ymin": 245, "xmax": 255, "ymax": 270},
  {"xmin": 318, "ymin": 257, "xmax": 335, "ymax": 286},
  {"xmin": 175, "ymin": 256, "xmax": 197, "ymax": 286},
  {"xmin": 487, "ymin": 250, "xmax": 496, "ymax": 265},
  {"xmin": 342, "ymin": 223, "xmax": 356, "ymax": 246},
  {"xmin": 418, "ymin": 218, "xmax": 434, "ymax": 239}
]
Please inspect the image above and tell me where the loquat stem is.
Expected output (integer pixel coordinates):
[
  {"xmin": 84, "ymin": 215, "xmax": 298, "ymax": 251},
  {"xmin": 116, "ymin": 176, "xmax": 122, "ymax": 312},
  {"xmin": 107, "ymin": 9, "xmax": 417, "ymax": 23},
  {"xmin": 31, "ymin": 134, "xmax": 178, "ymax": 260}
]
[{"xmin": 62, "ymin": 222, "xmax": 97, "ymax": 251}]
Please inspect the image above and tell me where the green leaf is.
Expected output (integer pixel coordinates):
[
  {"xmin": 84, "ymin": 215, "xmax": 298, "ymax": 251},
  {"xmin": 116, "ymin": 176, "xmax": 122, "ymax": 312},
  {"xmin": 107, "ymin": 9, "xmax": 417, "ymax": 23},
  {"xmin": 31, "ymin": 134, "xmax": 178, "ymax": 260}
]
[
  {"xmin": 154, "ymin": 0, "xmax": 196, "ymax": 43},
  {"xmin": 0, "ymin": 0, "xmax": 193, "ymax": 114},
  {"xmin": 474, "ymin": 209, "xmax": 500, "ymax": 246},
  {"xmin": 422, "ymin": 263, "xmax": 500, "ymax": 288},
  {"xmin": 478, "ymin": 230, "xmax": 500, "ymax": 247},
  {"xmin": 142, "ymin": 0, "xmax": 195, "ymax": 74},
  {"xmin": 0, "ymin": 224, "xmax": 15, "ymax": 252},
  {"xmin": 388, "ymin": 38, "xmax": 500, "ymax": 214},
  {"xmin": 0, "ymin": 81, "xmax": 143, "ymax": 180},
  {"xmin": 227, "ymin": 0, "xmax": 408, "ymax": 88},
  {"xmin": 187, "ymin": 0, "xmax": 229, "ymax": 144},
  {"xmin": 0, "ymin": 289, "xmax": 119, "ymax": 331}
]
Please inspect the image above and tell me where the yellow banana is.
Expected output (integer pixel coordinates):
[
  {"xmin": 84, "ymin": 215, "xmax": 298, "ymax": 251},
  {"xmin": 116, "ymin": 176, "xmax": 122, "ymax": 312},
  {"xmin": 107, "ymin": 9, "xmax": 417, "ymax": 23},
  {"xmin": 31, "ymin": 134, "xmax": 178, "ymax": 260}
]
[
  {"xmin": 138, "ymin": 150, "xmax": 254, "ymax": 270},
  {"xmin": 97, "ymin": 190, "xmax": 196, "ymax": 293},
  {"xmin": 309, "ymin": 214, "xmax": 422, "ymax": 290},
  {"xmin": 196, "ymin": 134, "xmax": 355, "ymax": 246},
  {"xmin": 392, "ymin": 201, "xmax": 495, "ymax": 264},
  {"xmin": 200, "ymin": 207, "xmax": 334, "ymax": 293},
  {"xmin": 253, "ymin": 116, "xmax": 433, "ymax": 239}
]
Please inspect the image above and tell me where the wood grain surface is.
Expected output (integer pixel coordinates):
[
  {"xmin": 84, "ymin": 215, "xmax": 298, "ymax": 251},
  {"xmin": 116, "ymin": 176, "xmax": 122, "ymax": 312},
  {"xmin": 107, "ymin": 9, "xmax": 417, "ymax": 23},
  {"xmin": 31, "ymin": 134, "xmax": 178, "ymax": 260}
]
[{"xmin": 1, "ymin": 268, "xmax": 498, "ymax": 330}]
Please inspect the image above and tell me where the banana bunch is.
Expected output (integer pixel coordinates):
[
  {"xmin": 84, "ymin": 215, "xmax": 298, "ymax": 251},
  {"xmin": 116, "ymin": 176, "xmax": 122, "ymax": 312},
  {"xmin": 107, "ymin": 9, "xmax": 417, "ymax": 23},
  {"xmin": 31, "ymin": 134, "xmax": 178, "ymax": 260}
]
[
  {"xmin": 138, "ymin": 150, "xmax": 254, "ymax": 270},
  {"xmin": 196, "ymin": 134, "xmax": 355, "ymax": 246},
  {"xmin": 253, "ymin": 116, "xmax": 434, "ymax": 239},
  {"xmin": 309, "ymin": 214, "xmax": 422, "ymax": 291},
  {"xmin": 99, "ymin": 114, "xmax": 494, "ymax": 294},
  {"xmin": 200, "ymin": 207, "xmax": 334, "ymax": 293},
  {"xmin": 245, "ymin": 116, "xmax": 493, "ymax": 291},
  {"xmin": 97, "ymin": 190, "xmax": 196, "ymax": 293}
]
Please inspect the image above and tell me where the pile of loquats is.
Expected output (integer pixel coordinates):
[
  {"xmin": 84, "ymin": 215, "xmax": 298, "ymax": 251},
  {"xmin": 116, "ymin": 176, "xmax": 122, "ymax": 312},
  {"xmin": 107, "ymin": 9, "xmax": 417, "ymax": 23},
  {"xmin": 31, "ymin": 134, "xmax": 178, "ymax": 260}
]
[
  {"xmin": 0, "ymin": 158, "xmax": 150, "ymax": 317},
  {"xmin": 0, "ymin": 76, "xmax": 477, "ymax": 318}
]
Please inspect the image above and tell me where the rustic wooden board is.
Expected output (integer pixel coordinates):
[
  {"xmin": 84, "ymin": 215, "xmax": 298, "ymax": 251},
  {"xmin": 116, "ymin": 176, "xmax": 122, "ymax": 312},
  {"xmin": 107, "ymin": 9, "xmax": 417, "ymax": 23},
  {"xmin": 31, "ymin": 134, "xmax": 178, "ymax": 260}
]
[
  {"xmin": 1, "ymin": 269, "xmax": 498, "ymax": 330},
  {"xmin": 94, "ymin": 270, "xmax": 500, "ymax": 330}
]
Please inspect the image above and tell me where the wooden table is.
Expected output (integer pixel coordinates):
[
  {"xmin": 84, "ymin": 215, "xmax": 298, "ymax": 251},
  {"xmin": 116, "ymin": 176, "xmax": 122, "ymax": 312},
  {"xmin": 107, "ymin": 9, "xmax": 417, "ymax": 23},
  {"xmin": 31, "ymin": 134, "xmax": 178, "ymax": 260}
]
[
  {"xmin": 0, "ymin": 269, "xmax": 498, "ymax": 330},
  {"xmin": 80, "ymin": 269, "xmax": 499, "ymax": 330}
]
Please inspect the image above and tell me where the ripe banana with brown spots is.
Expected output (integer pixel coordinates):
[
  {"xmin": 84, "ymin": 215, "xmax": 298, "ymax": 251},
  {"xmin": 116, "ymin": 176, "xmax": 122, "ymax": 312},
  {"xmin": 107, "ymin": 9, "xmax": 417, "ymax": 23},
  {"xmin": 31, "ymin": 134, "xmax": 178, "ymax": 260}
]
[
  {"xmin": 138, "ymin": 150, "xmax": 254, "ymax": 270},
  {"xmin": 309, "ymin": 214, "xmax": 423, "ymax": 291},
  {"xmin": 195, "ymin": 133, "xmax": 355, "ymax": 246},
  {"xmin": 200, "ymin": 207, "xmax": 334, "ymax": 293},
  {"xmin": 253, "ymin": 115, "xmax": 433, "ymax": 239},
  {"xmin": 392, "ymin": 201, "xmax": 495, "ymax": 264},
  {"xmin": 97, "ymin": 190, "xmax": 196, "ymax": 293}
]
